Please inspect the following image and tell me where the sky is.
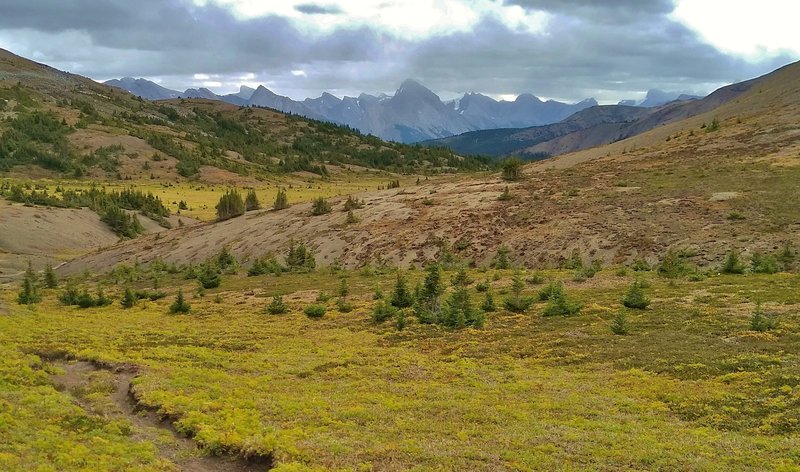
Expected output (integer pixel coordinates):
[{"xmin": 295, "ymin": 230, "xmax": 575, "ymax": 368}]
[{"xmin": 0, "ymin": 0, "xmax": 798, "ymax": 104}]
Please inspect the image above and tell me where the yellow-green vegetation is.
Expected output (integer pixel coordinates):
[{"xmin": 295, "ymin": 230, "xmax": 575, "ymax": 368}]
[
  {"xmin": 0, "ymin": 347, "xmax": 166, "ymax": 471},
  {"xmin": 0, "ymin": 175, "xmax": 424, "ymax": 221},
  {"xmin": 2, "ymin": 266, "xmax": 800, "ymax": 470}
]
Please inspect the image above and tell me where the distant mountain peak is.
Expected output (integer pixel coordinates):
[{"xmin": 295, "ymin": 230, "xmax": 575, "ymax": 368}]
[
  {"xmin": 395, "ymin": 79, "xmax": 436, "ymax": 98},
  {"xmin": 106, "ymin": 75, "xmax": 603, "ymax": 143},
  {"xmin": 234, "ymin": 85, "xmax": 255, "ymax": 100},
  {"xmin": 104, "ymin": 77, "xmax": 180, "ymax": 100},
  {"xmin": 515, "ymin": 93, "xmax": 543, "ymax": 104}
]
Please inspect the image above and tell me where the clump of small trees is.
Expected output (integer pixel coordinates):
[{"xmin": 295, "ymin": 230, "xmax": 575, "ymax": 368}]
[
  {"xmin": 343, "ymin": 195, "xmax": 364, "ymax": 211},
  {"xmin": 216, "ymin": 189, "xmax": 245, "ymax": 221},
  {"xmin": 286, "ymin": 240, "xmax": 316, "ymax": 271},
  {"xmin": 273, "ymin": 188, "xmax": 289, "ymax": 210},
  {"xmin": 373, "ymin": 264, "xmax": 485, "ymax": 330},
  {"xmin": 58, "ymin": 285, "xmax": 112, "ymax": 309},
  {"xmin": 311, "ymin": 197, "xmax": 332, "ymax": 215},
  {"xmin": 244, "ymin": 189, "xmax": 261, "ymax": 211},
  {"xmin": 541, "ymin": 281, "xmax": 581, "ymax": 317},
  {"xmin": 501, "ymin": 156, "xmax": 523, "ymax": 181}
]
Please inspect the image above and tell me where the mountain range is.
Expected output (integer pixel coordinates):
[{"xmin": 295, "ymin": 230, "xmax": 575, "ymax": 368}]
[
  {"xmin": 105, "ymin": 77, "xmax": 700, "ymax": 144},
  {"xmin": 424, "ymin": 79, "xmax": 750, "ymax": 158},
  {"xmin": 618, "ymin": 89, "xmax": 702, "ymax": 107}
]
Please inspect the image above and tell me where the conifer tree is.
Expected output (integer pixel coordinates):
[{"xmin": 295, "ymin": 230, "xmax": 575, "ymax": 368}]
[
  {"xmin": 622, "ymin": 281, "xmax": 650, "ymax": 309},
  {"xmin": 121, "ymin": 287, "xmax": 136, "ymax": 308},
  {"xmin": 391, "ymin": 274, "xmax": 414, "ymax": 308},
  {"xmin": 721, "ymin": 250, "xmax": 746, "ymax": 274},
  {"xmin": 414, "ymin": 264, "xmax": 444, "ymax": 323},
  {"xmin": 266, "ymin": 295, "xmax": 288, "ymax": 315},
  {"xmin": 273, "ymin": 188, "xmax": 289, "ymax": 210},
  {"xmin": 481, "ymin": 290, "xmax": 496, "ymax": 312},
  {"xmin": 17, "ymin": 261, "xmax": 41, "ymax": 305},
  {"xmin": 610, "ymin": 311, "xmax": 629, "ymax": 335},
  {"xmin": 338, "ymin": 278, "xmax": 349, "ymax": 298},
  {"xmin": 504, "ymin": 270, "xmax": 535, "ymax": 313},
  {"xmin": 450, "ymin": 267, "xmax": 471, "ymax": 287},
  {"xmin": 493, "ymin": 245, "xmax": 511, "ymax": 269},
  {"xmin": 43, "ymin": 264, "xmax": 58, "ymax": 288},
  {"xmin": 169, "ymin": 289, "xmax": 191, "ymax": 314},
  {"xmin": 244, "ymin": 189, "xmax": 261, "ymax": 211}
]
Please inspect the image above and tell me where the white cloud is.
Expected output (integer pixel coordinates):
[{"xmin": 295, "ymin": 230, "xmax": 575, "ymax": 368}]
[
  {"xmin": 291, "ymin": 69, "xmax": 307, "ymax": 77},
  {"xmin": 496, "ymin": 93, "xmax": 518, "ymax": 101},
  {"xmin": 192, "ymin": 0, "xmax": 549, "ymax": 39},
  {"xmin": 672, "ymin": 0, "xmax": 800, "ymax": 60}
]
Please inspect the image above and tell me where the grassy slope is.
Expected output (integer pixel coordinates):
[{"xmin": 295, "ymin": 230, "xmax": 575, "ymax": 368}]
[
  {"xmin": 0, "ymin": 48, "xmax": 490, "ymax": 184},
  {"xmin": 1, "ymin": 267, "xmax": 799, "ymax": 470}
]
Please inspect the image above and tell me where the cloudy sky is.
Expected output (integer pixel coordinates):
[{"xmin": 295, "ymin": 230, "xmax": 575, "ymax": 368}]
[{"xmin": 0, "ymin": 0, "xmax": 798, "ymax": 104}]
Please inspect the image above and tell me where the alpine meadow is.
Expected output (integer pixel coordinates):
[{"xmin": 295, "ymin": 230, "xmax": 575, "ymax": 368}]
[{"xmin": 1, "ymin": 1, "xmax": 800, "ymax": 471}]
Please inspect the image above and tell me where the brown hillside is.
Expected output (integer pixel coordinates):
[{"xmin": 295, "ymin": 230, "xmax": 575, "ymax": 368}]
[
  {"xmin": 0, "ymin": 199, "xmax": 197, "ymax": 282},
  {"xmin": 56, "ymin": 60, "xmax": 800, "ymax": 274}
]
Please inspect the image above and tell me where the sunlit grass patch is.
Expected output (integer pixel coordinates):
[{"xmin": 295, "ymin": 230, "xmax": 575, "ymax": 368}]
[{"xmin": 1, "ymin": 269, "xmax": 799, "ymax": 470}]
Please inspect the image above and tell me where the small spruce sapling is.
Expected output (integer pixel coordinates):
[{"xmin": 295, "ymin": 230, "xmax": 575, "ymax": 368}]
[
  {"xmin": 121, "ymin": 287, "xmax": 136, "ymax": 308},
  {"xmin": 504, "ymin": 271, "xmax": 535, "ymax": 313},
  {"xmin": 169, "ymin": 289, "xmax": 191, "ymax": 314},
  {"xmin": 266, "ymin": 295, "xmax": 288, "ymax": 315},
  {"xmin": 610, "ymin": 311, "xmax": 630, "ymax": 335},
  {"xmin": 721, "ymin": 250, "xmax": 746, "ymax": 274},
  {"xmin": 17, "ymin": 262, "xmax": 41, "ymax": 305},
  {"xmin": 43, "ymin": 264, "xmax": 58, "ymax": 288},
  {"xmin": 622, "ymin": 281, "xmax": 650, "ymax": 309},
  {"xmin": 390, "ymin": 274, "xmax": 414, "ymax": 308},
  {"xmin": 750, "ymin": 302, "xmax": 777, "ymax": 332}
]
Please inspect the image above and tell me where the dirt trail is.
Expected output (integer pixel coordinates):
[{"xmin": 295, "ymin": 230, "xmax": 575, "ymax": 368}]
[{"xmin": 50, "ymin": 359, "xmax": 271, "ymax": 472}]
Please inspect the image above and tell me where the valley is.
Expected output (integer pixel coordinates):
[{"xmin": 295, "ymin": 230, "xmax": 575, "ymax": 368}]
[{"xmin": 1, "ymin": 33, "xmax": 800, "ymax": 472}]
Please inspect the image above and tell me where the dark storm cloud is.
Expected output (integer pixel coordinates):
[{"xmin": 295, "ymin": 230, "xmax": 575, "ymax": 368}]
[
  {"xmin": 0, "ymin": 0, "xmax": 389, "ymax": 77},
  {"xmin": 295, "ymin": 4, "xmax": 343, "ymax": 15},
  {"xmin": 0, "ymin": 0, "xmax": 794, "ymax": 101},
  {"xmin": 401, "ymin": 1, "xmax": 795, "ymax": 101}
]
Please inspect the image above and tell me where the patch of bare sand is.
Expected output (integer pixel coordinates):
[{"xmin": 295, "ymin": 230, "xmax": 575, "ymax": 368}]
[
  {"xmin": 0, "ymin": 199, "xmax": 120, "ymax": 279},
  {"xmin": 710, "ymin": 192, "xmax": 739, "ymax": 202}
]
